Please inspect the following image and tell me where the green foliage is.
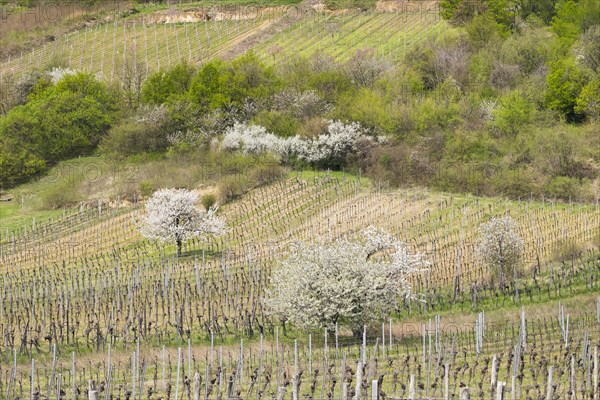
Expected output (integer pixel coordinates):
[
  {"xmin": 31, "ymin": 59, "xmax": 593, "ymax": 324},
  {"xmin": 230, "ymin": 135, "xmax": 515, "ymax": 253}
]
[
  {"xmin": 440, "ymin": 0, "xmax": 487, "ymax": 25},
  {"xmin": 0, "ymin": 72, "xmax": 119, "ymax": 188},
  {"xmin": 412, "ymin": 87, "xmax": 462, "ymax": 134},
  {"xmin": 550, "ymin": 0, "xmax": 600, "ymax": 42},
  {"xmin": 308, "ymin": 69, "xmax": 355, "ymax": 103},
  {"xmin": 491, "ymin": 90, "xmax": 533, "ymax": 136},
  {"xmin": 465, "ymin": 13, "xmax": 503, "ymax": 48},
  {"xmin": 189, "ymin": 53, "xmax": 279, "ymax": 113},
  {"xmin": 188, "ymin": 60, "xmax": 234, "ymax": 111},
  {"xmin": 251, "ymin": 110, "xmax": 300, "ymax": 138},
  {"xmin": 38, "ymin": 178, "xmax": 83, "ymax": 210},
  {"xmin": 141, "ymin": 62, "xmax": 196, "ymax": 105},
  {"xmin": 575, "ymin": 78, "xmax": 600, "ymax": 120},
  {"xmin": 501, "ymin": 28, "xmax": 552, "ymax": 74},
  {"xmin": 140, "ymin": 181, "xmax": 156, "ymax": 198},
  {"xmin": 551, "ymin": 0, "xmax": 582, "ymax": 41},
  {"xmin": 201, "ymin": 194, "xmax": 217, "ymax": 211},
  {"xmin": 531, "ymin": 127, "xmax": 593, "ymax": 179},
  {"xmin": 545, "ymin": 59, "xmax": 586, "ymax": 121},
  {"xmin": 518, "ymin": 0, "xmax": 558, "ymax": 24},
  {"xmin": 545, "ymin": 176, "xmax": 589, "ymax": 200},
  {"xmin": 335, "ymin": 88, "xmax": 398, "ymax": 134},
  {"xmin": 100, "ymin": 121, "xmax": 169, "ymax": 159}
]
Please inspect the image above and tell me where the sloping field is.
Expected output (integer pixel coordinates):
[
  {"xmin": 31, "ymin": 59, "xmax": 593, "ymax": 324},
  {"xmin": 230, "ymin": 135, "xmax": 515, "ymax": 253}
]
[
  {"xmin": 0, "ymin": 174, "xmax": 599, "ymax": 399},
  {"xmin": 0, "ymin": 9, "xmax": 284, "ymax": 83},
  {"xmin": 0, "ymin": 3, "xmax": 445, "ymax": 84},
  {"xmin": 253, "ymin": 8, "xmax": 445, "ymax": 63}
]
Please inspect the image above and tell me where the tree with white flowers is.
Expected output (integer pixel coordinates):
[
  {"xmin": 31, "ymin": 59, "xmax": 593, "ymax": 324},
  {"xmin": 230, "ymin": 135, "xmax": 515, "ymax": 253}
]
[
  {"xmin": 139, "ymin": 189, "xmax": 227, "ymax": 256},
  {"xmin": 263, "ymin": 227, "xmax": 429, "ymax": 337},
  {"xmin": 476, "ymin": 215, "xmax": 524, "ymax": 288}
]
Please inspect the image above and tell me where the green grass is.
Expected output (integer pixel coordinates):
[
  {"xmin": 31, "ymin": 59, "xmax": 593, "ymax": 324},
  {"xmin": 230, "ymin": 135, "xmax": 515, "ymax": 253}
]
[
  {"xmin": 323, "ymin": 0, "xmax": 376, "ymax": 9},
  {"xmin": 254, "ymin": 10, "xmax": 447, "ymax": 64},
  {"xmin": 0, "ymin": 156, "xmax": 120, "ymax": 233}
]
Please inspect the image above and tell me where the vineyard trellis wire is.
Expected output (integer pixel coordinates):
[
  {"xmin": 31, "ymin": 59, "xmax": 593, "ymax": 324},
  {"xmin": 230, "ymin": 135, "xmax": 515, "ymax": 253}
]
[
  {"xmin": 0, "ymin": 3, "xmax": 446, "ymax": 87},
  {"xmin": 0, "ymin": 176, "xmax": 598, "ymax": 399}
]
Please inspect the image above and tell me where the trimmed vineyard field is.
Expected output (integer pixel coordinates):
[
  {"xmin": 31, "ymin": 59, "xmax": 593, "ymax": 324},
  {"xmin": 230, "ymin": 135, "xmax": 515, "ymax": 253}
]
[{"xmin": 0, "ymin": 173, "xmax": 599, "ymax": 398}]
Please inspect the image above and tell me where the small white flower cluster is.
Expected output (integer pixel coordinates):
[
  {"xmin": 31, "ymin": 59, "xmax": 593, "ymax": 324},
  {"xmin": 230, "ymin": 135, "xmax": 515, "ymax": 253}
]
[
  {"xmin": 222, "ymin": 122, "xmax": 282, "ymax": 155},
  {"xmin": 222, "ymin": 120, "xmax": 378, "ymax": 164},
  {"xmin": 47, "ymin": 67, "xmax": 78, "ymax": 84}
]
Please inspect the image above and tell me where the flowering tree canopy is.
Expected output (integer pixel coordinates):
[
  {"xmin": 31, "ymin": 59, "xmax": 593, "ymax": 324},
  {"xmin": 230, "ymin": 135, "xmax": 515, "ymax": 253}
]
[
  {"xmin": 476, "ymin": 215, "xmax": 524, "ymax": 286},
  {"xmin": 263, "ymin": 227, "xmax": 429, "ymax": 336},
  {"xmin": 139, "ymin": 188, "xmax": 227, "ymax": 256}
]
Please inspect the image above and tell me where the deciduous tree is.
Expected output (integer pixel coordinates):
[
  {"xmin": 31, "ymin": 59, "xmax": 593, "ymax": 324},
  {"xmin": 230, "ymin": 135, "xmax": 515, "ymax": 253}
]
[
  {"xmin": 139, "ymin": 188, "xmax": 226, "ymax": 256},
  {"xmin": 263, "ymin": 227, "xmax": 428, "ymax": 336}
]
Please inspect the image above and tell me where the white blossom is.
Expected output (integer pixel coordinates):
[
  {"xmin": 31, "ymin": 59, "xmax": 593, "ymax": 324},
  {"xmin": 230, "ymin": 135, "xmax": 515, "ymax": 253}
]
[
  {"xmin": 138, "ymin": 188, "xmax": 227, "ymax": 256},
  {"xmin": 476, "ymin": 215, "xmax": 524, "ymax": 285},
  {"xmin": 263, "ymin": 227, "xmax": 428, "ymax": 334},
  {"xmin": 222, "ymin": 122, "xmax": 285, "ymax": 155},
  {"xmin": 47, "ymin": 67, "xmax": 78, "ymax": 84},
  {"xmin": 222, "ymin": 120, "xmax": 386, "ymax": 166}
]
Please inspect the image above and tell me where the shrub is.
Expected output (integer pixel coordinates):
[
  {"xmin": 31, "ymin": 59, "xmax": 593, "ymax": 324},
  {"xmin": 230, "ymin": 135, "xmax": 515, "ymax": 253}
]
[
  {"xmin": 545, "ymin": 176, "xmax": 588, "ymax": 200},
  {"xmin": 141, "ymin": 62, "xmax": 196, "ymax": 105},
  {"xmin": 201, "ymin": 193, "xmax": 217, "ymax": 211},
  {"xmin": 251, "ymin": 110, "xmax": 300, "ymax": 138},
  {"xmin": 100, "ymin": 105, "xmax": 175, "ymax": 159},
  {"xmin": 575, "ymin": 78, "xmax": 600, "ymax": 121},
  {"xmin": 139, "ymin": 181, "xmax": 155, "ymax": 198},
  {"xmin": 545, "ymin": 59, "xmax": 586, "ymax": 122},
  {"xmin": 217, "ymin": 175, "xmax": 252, "ymax": 204},
  {"xmin": 0, "ymin": 72, "xmax": 119, "ymax": 187},
  {"xmin": 39, "ymin": 180, "xmax": 82, "ymax": 210},
  {"xmin": 344, "ymin": 48, "xmax": 391, "ymax": 87},
  {"xmin": 491, "ymin": 91, "xmax": 533, "ymax": 137}
]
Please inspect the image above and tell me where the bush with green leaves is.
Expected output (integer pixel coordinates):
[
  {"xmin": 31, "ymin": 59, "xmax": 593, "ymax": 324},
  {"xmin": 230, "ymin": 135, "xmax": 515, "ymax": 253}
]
[
  {"xmin": 141, "ymin": 62, "xmax": 196, "ymax": 105},
  {"xmin": 545, "ymin": 59, "xmax": 586, "ymax": 122},
  {"xmin": 491, "ymin": 90, "xmax": 533, "ymax": 136},
  {"xmin": 188, "ymin": 53, "xmax": 279, "ymax": 114},
  {"xmin": 575, "ymin": 78, "xmax": 600, "ymax": 120},
  {"xmin": 0, "ymin": 72, "xmax": 119, "ymax": 187}
]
